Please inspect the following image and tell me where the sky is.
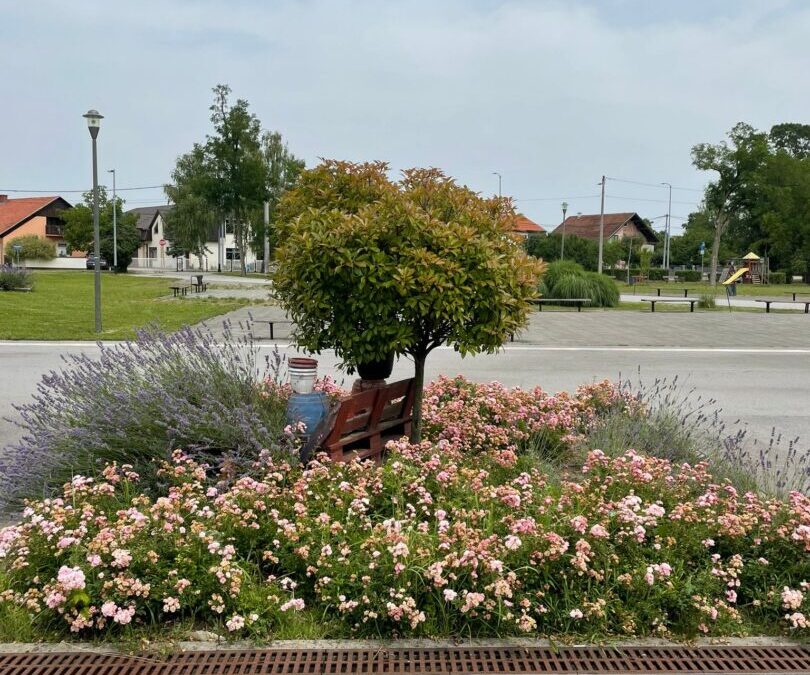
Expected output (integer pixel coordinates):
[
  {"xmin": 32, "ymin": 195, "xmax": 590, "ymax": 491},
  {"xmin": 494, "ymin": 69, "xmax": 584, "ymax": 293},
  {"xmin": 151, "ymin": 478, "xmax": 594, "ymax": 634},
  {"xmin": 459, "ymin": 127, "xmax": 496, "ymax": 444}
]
[{"xmin": 2, "ymin": 0, "xmax": 809, "ymax": 234}]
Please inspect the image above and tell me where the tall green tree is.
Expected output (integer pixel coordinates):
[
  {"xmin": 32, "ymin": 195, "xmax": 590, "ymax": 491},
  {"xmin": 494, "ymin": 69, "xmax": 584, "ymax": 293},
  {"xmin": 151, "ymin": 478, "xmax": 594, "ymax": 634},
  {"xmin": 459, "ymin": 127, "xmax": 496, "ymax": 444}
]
[
  {"xmin": 253, "ymin": 131, "xmax": 305, "ymax": 265},
  {"xmin": 691, "ymin": 123, "xmax": 770, "ymax": 285},
  {"xmin": 61, "ymin": 188, "xmax": 140, "ymax": 271},
  {"xmin": 274, "ymin": 160, "xmax": 544, "ymax": 442},
  {"xmin": 164, "ymin": 145, "xmax": 217, "ymax": 264}
]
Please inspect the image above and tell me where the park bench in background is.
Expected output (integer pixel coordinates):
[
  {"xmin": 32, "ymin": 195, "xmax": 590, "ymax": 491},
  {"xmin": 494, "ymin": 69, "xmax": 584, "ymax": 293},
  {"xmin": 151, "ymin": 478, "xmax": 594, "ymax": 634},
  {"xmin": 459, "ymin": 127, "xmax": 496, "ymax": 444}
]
[
  {"xmin": 532, "ymin": 298, "xmax": 591, "ymax": 312},
  {"xmin": 755, "ymin": 299, "xmax": 810, "ymax": 314},
  {"xmin": 641, "ymin": 297, "xmax": 698, "ymax": 312},
  {"xmin": 310, "ymin": 378, "xmax": 416, "ymax": 464},
  {"xmin": 654, "ymin": 287, "xmax": 690, "ymax": 297},
  {"xmin": 253, "ymin": 319, "xmax": 292, "ymax": 339},
  {"xmin": 169, "ymin": 283, "xmax": 190, "ymax": 297},
  {"xmin": 784, "ymin": 291, "xmax": 809, "ymax": 302},
  {"xmin": 189, "ymin": 275, "xmax": 207, "ymax": 293}
]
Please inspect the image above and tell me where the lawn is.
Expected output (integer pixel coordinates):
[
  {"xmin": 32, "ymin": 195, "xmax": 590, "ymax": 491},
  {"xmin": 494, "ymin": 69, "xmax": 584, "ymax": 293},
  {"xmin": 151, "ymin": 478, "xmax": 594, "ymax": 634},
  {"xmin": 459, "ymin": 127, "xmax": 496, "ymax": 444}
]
[
  {"xmin": 619, "ymin": 281, "xmax": 810, "ymax": 298},
  {"xmin": 0, "ymin": 271, "xmax": 248, "ymax": 340}
]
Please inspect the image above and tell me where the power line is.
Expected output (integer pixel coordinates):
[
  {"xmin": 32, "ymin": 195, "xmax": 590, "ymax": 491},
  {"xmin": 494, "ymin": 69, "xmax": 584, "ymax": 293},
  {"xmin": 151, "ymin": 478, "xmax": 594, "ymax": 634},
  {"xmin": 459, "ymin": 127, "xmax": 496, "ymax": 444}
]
[
  {"xmin": 514, "ymin": 193, "xmax": 600, "ymax": 202},
  {"xmin": 607, "ymin": 176, "xmax": 705, "ymax": 193},
  {"xmin": 0, "ymin": 184, "xmax": 167, "ymax": 194},
  {"xmin": 606, "ymin": 193, "xmax": 699, "ymax": 206}
]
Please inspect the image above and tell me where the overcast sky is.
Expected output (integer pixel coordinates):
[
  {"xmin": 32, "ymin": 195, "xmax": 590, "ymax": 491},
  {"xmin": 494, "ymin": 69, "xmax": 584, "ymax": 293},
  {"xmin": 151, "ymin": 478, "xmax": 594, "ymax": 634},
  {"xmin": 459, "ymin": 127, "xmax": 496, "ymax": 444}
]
[{"xmin": 2, "ymin": 0, "xmax": 809, "ymax": 233}]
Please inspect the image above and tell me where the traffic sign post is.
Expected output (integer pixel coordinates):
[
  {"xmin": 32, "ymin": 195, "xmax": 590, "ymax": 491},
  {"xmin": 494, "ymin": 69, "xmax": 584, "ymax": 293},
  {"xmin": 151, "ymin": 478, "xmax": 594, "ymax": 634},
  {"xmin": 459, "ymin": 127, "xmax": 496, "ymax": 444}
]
[{"xmin": 699, "ymin": 241, "xmax": 706, "ymax": 277}]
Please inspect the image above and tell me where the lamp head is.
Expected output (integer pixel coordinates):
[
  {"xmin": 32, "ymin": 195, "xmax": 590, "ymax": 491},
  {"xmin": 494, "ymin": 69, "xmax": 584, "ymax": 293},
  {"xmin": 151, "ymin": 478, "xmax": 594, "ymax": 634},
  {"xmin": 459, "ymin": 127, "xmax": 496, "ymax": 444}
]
[{"xmin": 83, "ymin": 109, "xmax": 103, "ymax": 139}]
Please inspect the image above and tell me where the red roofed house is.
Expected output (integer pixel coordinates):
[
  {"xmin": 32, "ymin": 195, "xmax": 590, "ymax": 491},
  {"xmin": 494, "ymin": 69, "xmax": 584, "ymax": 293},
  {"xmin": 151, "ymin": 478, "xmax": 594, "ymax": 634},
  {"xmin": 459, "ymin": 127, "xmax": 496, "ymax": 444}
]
[
  {"xmin": 551, "ymin": 212, "xmax": 657, "ymax": 250},
  {"xmin": 0, "ymin": 195, "xmax": 76, "ymax": 265},
  {"xmin": 511, "ymin": 214, "xmax": 546, "ymax": 238}
]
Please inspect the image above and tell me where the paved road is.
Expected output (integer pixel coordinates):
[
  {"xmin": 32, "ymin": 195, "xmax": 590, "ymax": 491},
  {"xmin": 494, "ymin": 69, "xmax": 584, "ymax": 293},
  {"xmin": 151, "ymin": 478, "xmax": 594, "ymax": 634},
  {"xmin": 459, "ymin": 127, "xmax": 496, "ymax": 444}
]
[{"xmin": 1, "ymin": 337, "xmax": 808, "ymax": 455}]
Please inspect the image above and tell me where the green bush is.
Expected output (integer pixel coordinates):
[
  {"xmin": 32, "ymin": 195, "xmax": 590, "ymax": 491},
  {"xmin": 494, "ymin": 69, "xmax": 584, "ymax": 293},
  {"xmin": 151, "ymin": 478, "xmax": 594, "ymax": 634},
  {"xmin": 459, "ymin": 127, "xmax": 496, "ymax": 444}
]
[
  {"xmin": 697, "ymin": 293, "xmax": 716, "ymax": 309},
  {"xmin": 676, "ymin": 270, "xmax": 702, "ymax": 282},
  {"xmin": 542, "ymin": 260, "xmax": 585, "ymax": 291},
  {"xmin": 7, "ymin": 235, "xmax": 55, "ymax": 261},
  {"xmin": 769, "ymin": 271, "xmax": 786, "ymax": 285},
  {"xmin": 584, "ymin": 272, "xmax": 620, "ymax": 307},
  {"xmin": 549, "ymin": 273, "xmax": 592, "ymax": 302}
]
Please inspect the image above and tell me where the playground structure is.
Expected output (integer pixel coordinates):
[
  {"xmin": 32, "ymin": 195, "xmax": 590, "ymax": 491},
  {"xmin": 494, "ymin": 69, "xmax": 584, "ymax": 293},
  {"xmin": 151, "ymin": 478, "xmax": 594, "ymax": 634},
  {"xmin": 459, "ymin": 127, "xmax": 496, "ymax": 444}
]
[{"xmin": 724, "ymin": 251, "xmax": 769, "ymax": 284}]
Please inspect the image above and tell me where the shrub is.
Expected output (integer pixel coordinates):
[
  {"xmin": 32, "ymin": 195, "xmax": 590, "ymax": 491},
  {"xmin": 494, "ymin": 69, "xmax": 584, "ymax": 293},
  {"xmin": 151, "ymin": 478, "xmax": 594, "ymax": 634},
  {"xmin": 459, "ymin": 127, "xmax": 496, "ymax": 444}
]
[
  {"xmin": 698, "ymin": 293, "xmax": 716, "ymax": 309},
  {"xmin": 769, "ymin": 272, "xmax": 786, "ymax": 285},
  {"xmin": 6, "ymin": 235, "xmax": 55, "ymax": 261},
  {"xmin": 0, "ymin": 324, "xmax": 291, "ymax": 507},
  {"xmin": 1, "ymin": 444, "xmax": 809, "ymax": 640},
  {"xmin": 550, "ymin": 273, "xmax": 592, "ymax": 302},
  {"xmin": 583, "ymin": 272, "xmax": 619, "ymax": 307},
  {"xmin": 0, "ymin": 266, "xmax": 32, "ymax": 291},
  {"xmin": 543, "ymin": 260, "xmax": 585, "ymax": 291},
  {"xmin": 676, "ymin": 270, "xmax": 702, "ymax": 282}
]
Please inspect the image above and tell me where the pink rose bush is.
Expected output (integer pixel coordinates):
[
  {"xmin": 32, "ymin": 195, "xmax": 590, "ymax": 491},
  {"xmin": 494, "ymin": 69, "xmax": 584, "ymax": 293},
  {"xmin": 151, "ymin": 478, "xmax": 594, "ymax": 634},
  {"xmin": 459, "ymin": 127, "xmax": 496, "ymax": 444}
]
[{"xmin": 1, "ymin": 432, "xmax": 808, "ymax": 639}]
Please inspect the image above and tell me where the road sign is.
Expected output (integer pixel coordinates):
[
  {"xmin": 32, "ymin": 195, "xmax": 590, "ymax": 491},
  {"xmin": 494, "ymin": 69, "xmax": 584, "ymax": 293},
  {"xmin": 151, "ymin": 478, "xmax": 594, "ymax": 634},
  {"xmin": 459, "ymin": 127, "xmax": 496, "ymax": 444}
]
[
  {"xmin": 159, "ymin": 239, "xmax": 166, "ymax": 247},
  {"xmin": 699, "ymin": 242, "xmax": 705, "ymax": 255}
]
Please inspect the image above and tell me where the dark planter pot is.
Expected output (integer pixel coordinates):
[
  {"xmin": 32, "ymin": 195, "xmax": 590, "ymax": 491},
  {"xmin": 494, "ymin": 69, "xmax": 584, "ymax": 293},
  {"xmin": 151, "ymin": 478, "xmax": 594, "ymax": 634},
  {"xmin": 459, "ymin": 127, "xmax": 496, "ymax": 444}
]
[{"xmin": 356, "ymin": 353, "xmax": 395, "ymax": 380}]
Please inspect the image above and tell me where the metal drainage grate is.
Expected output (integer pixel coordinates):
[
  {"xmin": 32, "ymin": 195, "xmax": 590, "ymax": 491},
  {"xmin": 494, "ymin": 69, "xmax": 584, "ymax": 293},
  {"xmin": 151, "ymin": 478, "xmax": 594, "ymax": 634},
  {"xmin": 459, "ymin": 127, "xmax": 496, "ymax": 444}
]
[{"xmin": 1, "ymin": 645, "xmax": 809, "ymax": 674}]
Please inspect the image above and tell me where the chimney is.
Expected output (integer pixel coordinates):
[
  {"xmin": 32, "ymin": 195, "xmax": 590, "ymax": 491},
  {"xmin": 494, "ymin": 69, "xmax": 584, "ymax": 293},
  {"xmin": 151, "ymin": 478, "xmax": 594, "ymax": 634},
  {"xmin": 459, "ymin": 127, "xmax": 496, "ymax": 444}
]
[{"xmin": 0, "ymin": 195, "xmax": 8, "ymax": 203}]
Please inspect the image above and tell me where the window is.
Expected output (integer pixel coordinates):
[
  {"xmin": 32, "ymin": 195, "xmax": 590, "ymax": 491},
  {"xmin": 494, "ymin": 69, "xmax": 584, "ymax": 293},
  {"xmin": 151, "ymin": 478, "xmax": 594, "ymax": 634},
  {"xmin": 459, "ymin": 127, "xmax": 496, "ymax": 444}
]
[
  {"xmin": 153, "ymin": 222, "xmax": 159, "ymax": 235},
  {"xmin": 226, "ymin": 247, "xmax": 241, "ymax": 260}
]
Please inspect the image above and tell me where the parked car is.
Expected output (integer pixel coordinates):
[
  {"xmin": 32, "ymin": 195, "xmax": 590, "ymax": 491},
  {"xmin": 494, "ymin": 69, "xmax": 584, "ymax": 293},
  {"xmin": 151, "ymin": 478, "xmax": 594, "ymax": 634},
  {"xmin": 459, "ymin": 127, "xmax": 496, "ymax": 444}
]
[{"xmin": 86, "ymin": 255, "xmax": 109, "ymax": 270}]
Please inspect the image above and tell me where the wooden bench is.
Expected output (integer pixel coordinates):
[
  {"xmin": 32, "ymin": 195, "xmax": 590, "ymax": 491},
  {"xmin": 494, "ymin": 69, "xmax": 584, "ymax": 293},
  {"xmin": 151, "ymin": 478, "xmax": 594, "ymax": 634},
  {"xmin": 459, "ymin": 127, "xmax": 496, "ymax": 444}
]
[
  {"xmin": 641, "ymin": 298, "xmax": 698, "ymax": 312},
  {"xmin": 532, "ymin": 298, "xmax": 591, "ymax": 312},
  {"xmin": 313, "ymin": 378, "xmax": 416, "ymax": 464},
  {"xmin": 784, "ymin": 292, "xmax": 809, "ymax": 302},
  {"xmin": 654, "ymin": 287, "xmax": 690, "ymax": 297},
  {"xmin": 189, "ymin": 276, "xmax": 207, "ymax": 293},
  {"xmin": 756, "ymin": 299, "xmax": 810, "ymax": 314},
  {"xmin": 169, "ymin": 283, "xmax": 190, "ymax": 297},
  {"xmin": 253, "ymin": 319, "xmax": 292, "ymax": 339}
]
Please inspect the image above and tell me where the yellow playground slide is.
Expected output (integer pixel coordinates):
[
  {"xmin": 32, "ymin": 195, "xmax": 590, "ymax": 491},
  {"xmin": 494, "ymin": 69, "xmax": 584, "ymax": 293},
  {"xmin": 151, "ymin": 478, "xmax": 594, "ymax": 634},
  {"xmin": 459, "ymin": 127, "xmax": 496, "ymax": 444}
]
[{"xmin": 722, "ymin": 268, "xmax": 748, "ymax": 285}]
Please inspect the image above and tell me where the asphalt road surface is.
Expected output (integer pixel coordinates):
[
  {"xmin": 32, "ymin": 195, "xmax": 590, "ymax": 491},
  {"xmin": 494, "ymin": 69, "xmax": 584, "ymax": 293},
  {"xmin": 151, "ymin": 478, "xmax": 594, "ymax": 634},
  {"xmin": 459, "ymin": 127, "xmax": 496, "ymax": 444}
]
[{"xmin": 1, "ymin": 340, "xmax": 808, "ymax": 456}]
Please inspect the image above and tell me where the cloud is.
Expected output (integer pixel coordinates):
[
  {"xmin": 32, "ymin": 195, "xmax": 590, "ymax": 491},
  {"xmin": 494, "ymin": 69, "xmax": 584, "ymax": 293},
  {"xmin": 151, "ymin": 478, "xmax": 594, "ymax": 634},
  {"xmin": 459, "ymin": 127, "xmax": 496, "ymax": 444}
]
[{"xmin": 2, "ymin": 0, "xmax": 809, "ymax": 228}]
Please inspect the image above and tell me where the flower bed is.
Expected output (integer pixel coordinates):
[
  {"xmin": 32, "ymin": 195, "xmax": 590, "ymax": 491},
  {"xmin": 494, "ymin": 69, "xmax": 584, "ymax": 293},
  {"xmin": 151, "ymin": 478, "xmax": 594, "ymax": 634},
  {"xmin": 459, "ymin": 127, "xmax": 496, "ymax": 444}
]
[{"xmin": 1, "ymin": 423, "xmax": 808, "ymax": 640}]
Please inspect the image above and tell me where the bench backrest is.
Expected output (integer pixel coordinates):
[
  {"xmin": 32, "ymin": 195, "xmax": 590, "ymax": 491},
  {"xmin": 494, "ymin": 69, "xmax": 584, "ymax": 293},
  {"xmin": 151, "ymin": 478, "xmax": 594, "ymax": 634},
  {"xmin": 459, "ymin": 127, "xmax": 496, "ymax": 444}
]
[{"xmin": 321, "ymin": 378, "xmax": 415, "ymax": 461}]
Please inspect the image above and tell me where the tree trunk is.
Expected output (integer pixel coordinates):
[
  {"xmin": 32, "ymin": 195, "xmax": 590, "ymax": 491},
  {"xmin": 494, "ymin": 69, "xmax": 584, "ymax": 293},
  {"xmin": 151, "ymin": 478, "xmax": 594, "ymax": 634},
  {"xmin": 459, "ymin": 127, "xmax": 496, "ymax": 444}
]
[
  {"xmin": 709, "ymin": 211, "xmax": 730, "ymax": 287},
  {"xmin": 410, "ymin": 353, "xmax": 426, "ymax": 444}
]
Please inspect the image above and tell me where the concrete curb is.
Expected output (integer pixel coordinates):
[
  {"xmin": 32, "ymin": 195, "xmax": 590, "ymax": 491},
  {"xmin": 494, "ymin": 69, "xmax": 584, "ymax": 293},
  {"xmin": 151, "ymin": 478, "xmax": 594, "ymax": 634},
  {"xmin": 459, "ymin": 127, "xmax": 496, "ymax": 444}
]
[{"xmin": 0, "ymin": 635, "xmax": 803, "ymax": 654}]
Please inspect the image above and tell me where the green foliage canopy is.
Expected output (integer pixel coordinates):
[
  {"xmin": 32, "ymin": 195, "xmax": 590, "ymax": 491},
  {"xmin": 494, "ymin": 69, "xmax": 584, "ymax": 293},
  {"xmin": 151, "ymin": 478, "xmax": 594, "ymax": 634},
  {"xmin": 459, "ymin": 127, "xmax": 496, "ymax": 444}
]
[
  {"xmin": 274, "ymin": 160, "xmax": 544, "ymax": 441},
  {"xmin": 61, "ymin": 187, "xmax": 140, "ymax": 271},
  {"xmin": 7, "ymin": 235, "xmax": 55, "ymax": 261}
]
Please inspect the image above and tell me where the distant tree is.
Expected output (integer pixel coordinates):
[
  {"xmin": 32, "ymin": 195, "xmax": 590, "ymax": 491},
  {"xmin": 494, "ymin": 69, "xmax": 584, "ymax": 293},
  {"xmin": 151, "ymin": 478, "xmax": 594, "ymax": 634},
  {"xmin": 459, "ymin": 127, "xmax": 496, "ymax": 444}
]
[
  {"xmin": 166, "ymin": 85, "xmax": 303, "ymax": 274},
  {"xmin": 526, "ymin": 233, "xmax": 598, "ymax": 269},
  {"xmin": 164, "ymin": 145, "xmax": 217, "ymax": 264},
  {"xmin": 691, "ymin": 123, "xmax": 770, "ymax": 285},
  {"xmin": 61, "ymin": 187, "xmax": 140, "ymax": 271},
  {"xmin": 206, "ymin": 85, "xmax": 267, "ymax": 274},
  {"xmin": 7, "ymin": 235, "xmax": 55, "ymax": 261},
  {"xmin": 769, "ymin": 123, "xmax": 810, "ymax": 159},
  {"xmin": 274, "ymin": 160, "xmax": 544, "ymax": 442},
  {"xmin": 252, "ymin": 131, "xmax": 305, "ymax": 263}
]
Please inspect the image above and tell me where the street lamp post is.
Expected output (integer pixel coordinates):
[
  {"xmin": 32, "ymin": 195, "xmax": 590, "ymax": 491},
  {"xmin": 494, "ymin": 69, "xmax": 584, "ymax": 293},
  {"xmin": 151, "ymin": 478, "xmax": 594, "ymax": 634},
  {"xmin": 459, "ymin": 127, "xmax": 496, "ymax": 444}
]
[
  {"xmin": 107, "ymin": 168, "xmax": 117, "ymax": 270},
  {"xmin": 492, "ymin": 172, "xmax": 502, "ymax": 198},
  {"xmin": 560, "ymin": 201, "xmax": 568, "ymax": 260},
  {"xmin": 661, "ymin": 182, "xmax": 672, "ymax": 271},
  {"xmin": 83, "ymin": 109, "xmax": 103, "ymax": 333}
]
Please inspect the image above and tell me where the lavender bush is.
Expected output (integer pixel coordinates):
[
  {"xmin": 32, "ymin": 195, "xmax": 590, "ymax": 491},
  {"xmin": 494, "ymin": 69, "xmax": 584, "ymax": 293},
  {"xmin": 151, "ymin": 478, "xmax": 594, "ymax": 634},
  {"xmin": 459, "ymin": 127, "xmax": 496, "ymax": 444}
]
[
  {"xmin": 584, "ymin": 373, "xmax": 809, "ymax": 496},
  {"xmin": 0, "ymin": 323, "xmax": 290, "ymax": 507},
  {"xmin": 0, "ymin": 265, "xmax": 32, "ymax": 291}
]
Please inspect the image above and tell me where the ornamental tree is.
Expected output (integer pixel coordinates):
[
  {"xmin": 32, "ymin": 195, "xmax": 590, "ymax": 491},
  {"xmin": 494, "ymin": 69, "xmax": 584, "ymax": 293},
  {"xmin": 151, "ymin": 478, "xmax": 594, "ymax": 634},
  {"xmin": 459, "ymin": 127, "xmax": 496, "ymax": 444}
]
[{"xmin": 274, "ymin": 161, "xmax": 544, "ymax": 442}]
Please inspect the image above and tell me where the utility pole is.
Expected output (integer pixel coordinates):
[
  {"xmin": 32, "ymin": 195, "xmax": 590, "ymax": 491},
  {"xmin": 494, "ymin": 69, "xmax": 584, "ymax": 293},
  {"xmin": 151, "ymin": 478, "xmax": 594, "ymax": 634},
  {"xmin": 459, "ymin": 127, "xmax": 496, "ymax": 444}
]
[
  {"xmin": 108, "ymin": 168, "xmax": 117, "ymax": 270},
  {"xmin": 560, "ymin": 201, "xmax": 568, "ymax": 260},
  {"xmin": 661, "ymin": 182, "xmax": 672, "ymax": 270},
  {"xmin": 263, "ymin": 201, "xmax": 270, "ymax": 274},
  {"xmin": 493, "ymin": 172, "xmax": 502, "ymax": 198},
  {"xmin": 598, "ymin": 175, "xmax": 606, "ymax": 274}
]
